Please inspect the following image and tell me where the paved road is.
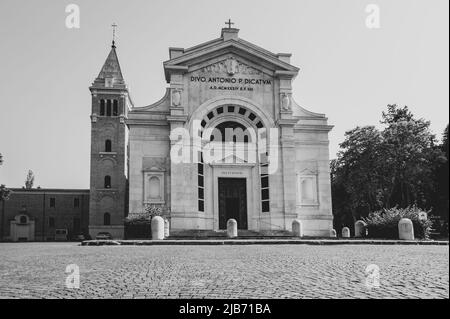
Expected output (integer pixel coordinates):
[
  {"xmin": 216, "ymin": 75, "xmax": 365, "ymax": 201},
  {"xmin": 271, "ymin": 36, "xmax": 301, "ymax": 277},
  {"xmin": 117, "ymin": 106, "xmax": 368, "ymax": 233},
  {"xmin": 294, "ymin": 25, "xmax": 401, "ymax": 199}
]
[{"xmin": 0, "ymin": 243, "xmax": 448, "ymax": 299}]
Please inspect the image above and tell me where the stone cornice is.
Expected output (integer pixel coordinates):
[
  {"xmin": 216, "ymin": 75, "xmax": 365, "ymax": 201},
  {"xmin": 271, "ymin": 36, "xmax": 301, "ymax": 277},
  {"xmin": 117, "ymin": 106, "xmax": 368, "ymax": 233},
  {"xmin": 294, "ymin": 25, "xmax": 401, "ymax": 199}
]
[{"xmin": 294, "ymin": 125, "xmax": 334, "ymax": 133}]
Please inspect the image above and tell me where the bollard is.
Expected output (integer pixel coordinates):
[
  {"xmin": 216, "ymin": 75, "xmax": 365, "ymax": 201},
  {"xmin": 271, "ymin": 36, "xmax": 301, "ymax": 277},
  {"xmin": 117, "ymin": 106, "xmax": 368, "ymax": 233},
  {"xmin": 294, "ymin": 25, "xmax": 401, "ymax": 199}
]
[
  {"xmin": 330, "ymin": 229, "xmax": 337, "ymax": 238},
  {"xmin": 164, "ymin": 218, "xmax": 170, "ymax": 238},
  {"xmin": 227, "ymin": 219, "xmax": 238, "ymax": 238},
  {"xmin": 151, "ymin": 216, "xmax": 164, "ymax": 240},
  {"xmin": 398, "ymin": 218, "xmax": 414, "ymax": 240},
  {"xmin": 292, "ymin": 220, "xmax": 303, "ymax": 238},
  {"xmin": 342, "ymin": 227, "xmax": 350, "ymax": 238},
  {"xmin": 355, "ymin": 220, "xmax": 367, "ymax": 238}
]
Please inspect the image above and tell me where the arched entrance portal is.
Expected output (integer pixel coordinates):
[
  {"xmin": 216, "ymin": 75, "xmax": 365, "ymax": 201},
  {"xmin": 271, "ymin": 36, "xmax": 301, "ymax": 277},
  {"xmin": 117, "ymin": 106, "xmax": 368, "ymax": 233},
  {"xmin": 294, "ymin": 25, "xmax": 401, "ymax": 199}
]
[{"xmin": 195, "ymin": 102, "xmax": 271, "ymax": 231}]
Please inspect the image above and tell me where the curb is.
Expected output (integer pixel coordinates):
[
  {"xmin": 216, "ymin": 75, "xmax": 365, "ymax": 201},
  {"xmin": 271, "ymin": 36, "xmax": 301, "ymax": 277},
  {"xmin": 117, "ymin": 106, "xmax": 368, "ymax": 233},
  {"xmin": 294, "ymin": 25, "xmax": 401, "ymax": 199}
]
[{"xmin": 80, "ymin": 239, "xmax": 449, "ymax": 246}]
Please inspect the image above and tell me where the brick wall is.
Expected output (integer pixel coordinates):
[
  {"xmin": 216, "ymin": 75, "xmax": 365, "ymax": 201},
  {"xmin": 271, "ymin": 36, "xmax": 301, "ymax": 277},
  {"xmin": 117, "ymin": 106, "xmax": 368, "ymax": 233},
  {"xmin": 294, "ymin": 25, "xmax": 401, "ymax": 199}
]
[{"xmin": 0, "ymin": 189, "xmax": 89, "ymax": 241}]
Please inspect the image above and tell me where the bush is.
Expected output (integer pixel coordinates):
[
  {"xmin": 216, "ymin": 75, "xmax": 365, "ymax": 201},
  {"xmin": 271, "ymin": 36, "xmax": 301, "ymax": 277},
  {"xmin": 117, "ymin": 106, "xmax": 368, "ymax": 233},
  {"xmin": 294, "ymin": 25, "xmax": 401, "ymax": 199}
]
[{"xmin": 362, "ymin": 206, "xmax": 433, "ymax": 239}]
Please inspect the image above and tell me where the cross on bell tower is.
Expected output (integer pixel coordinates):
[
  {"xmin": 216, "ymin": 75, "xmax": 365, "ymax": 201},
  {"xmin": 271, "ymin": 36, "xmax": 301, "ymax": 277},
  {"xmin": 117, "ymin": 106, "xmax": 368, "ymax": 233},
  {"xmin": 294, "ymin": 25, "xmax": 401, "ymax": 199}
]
[{"xmin": 111, "ymin": 23, "xmax": 117, "ymax": 47}]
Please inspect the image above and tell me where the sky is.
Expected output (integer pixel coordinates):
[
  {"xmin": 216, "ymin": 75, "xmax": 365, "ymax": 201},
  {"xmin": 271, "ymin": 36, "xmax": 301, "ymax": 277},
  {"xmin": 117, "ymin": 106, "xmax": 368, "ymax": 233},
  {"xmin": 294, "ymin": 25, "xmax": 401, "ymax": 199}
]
[{"xmin": 0, "ymin": 0, "xmax": 448, "ymax": 189}]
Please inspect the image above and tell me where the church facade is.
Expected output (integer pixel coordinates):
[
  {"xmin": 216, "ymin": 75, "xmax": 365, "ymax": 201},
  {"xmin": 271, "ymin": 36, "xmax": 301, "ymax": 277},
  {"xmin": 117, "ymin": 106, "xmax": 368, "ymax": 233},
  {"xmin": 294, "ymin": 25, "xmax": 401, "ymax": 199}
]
[{"xmin": 88, "ymin": 26, "xmax": 334, "ymax": 239}]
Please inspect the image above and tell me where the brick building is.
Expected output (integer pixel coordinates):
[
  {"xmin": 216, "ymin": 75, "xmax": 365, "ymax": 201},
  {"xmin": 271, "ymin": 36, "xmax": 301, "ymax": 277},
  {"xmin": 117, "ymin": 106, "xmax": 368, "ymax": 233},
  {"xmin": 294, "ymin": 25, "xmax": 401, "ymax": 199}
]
[{"xmin": 0, "ymin": 189, "xmax": 89, "ymax": 241}]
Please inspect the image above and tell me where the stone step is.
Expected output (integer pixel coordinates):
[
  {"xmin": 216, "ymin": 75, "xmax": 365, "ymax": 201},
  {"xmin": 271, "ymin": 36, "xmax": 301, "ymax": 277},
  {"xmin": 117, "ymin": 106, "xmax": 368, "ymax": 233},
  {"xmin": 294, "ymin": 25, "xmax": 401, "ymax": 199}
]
[{"xmin": 168, "ymin": 229, "xmax": 294, "ymax": 240}]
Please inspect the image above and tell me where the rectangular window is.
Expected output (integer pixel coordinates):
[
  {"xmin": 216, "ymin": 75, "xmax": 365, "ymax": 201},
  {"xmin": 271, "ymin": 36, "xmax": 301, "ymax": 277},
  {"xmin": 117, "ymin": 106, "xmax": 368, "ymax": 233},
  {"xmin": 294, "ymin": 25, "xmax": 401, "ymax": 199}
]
[
  {"xmin": 262, "ymin": 201, "xmax": 270, "ymax": 213},
  {"xmin": 106, "ymin": 100, "xmax": 112, "ymax": 116},
  {"xmin": 261, "ymin": 188, "xmax": 269, "ymax": 201},
  {"xmin": 197, "ymin": 163, "xmax": 204, "ymax": 175},
  {"xmin": 113, "ymin": 100, "xmax": 119, "ymax": 116},
  {"xmin": 74, "ymin": 198, "xmax": 80, "ymax": 208},
  {"xmin": 198, "ymin": 200, "xmax": 204, "ymax": 212},
  {"xmin": 198, "ymin": 175, "xmax": 204, "ymax": 187},
  {"xmin": 48, "ymin": 217, "xmax": 55, "ymax": 228},
  {"xmin": 198, "ymin": 151, "xmax": 205, "ymax": 212},
  {"xmin": 100, "ymin": 100, "xmax": 105, "ymax": 116},
  {"xmin": 261, "ymin": 176, "xmax": 269, "ymax": 189},
  {"xmin": 49, "ymin": 197, "xmax": 56, "ymax": 208}
]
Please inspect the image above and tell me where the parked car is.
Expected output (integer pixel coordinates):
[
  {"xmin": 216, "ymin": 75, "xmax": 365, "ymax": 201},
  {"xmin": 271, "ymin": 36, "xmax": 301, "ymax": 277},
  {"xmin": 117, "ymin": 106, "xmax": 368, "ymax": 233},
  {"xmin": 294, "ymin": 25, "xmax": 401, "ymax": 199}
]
[
  {"xmin": 55, "ymin": 229, "xmax": 68, "ymax": 241},
  {"xmin": 96, "ymin": 232, "xmax": 113, "ymax": 240},
  {"xmin": 74, "ymin": 234, "xmax": 85, "ymax": 242}
]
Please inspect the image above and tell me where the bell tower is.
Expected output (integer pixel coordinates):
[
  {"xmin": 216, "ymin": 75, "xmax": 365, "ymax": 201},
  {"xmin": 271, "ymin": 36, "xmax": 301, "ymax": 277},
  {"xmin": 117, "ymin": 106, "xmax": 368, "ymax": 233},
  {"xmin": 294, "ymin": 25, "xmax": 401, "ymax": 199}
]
[{"xmin": 88, "ymin": 39, "xmax": 131, "ymax": 239}]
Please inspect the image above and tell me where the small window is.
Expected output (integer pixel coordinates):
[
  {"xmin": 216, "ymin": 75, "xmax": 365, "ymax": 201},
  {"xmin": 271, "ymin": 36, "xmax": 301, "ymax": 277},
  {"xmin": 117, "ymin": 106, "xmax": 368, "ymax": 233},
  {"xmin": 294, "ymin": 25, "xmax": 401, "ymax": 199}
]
[
  {"xmin": 103, "ymin": 213, "xmax": 111, "ymax": 226},
  {"xmin": 207, "ymin": 112, "xmax": 214, "ymax": 120},
  {"xmin": 113, "ymin": 100, "xmax": 119, "ymax": 116},
  {"xmin": 106, "ymin": 100, "xmax": 112, "ymax": 116},
  {"xmin": 238, "ymin": 107, "xmax": 246, "ymax": 115},
  {"xmin": 227, "ymin": 106, "xmax": 235, "ymax": 113},
  {"xmin": 261, "ymin": 188, "xmax": 269, "ymax": 201},
  {"xmin": 262, "ymin": 201, "xmax": 270, "ymax": 212},
  {"xmin": 248, "ymin": 113, "xmax": 256, "ymax": 121},
  {"xmin": 198, "ymin": 200, "xmax": 204, "ymax": 212},
  {"xmin": 50, "ymin": 198, "xmax": 56, "ymax": 208},
  {"xmin": 198, "ymin": 175, "xmax": 204, "ymax": 187},
  {"xmin": 217, "ymin": 107, "xmax": 224, "ymax": 114},
  {"xmin": 74, "ymin": 198, "xmax": 80, "ymax": 208},
  {"xmin": 105, "ymin": 140, "xmax": 112, "ymax": 152},
  {"xmin": 104, "ymin": 175, "xmax": 111, "ymax": 188},
  {"xmin": 100, "ymin": 100, "xmax": 105, "ymax": 116},
  {"xmin": 49, "ymin": 217, "xmax": 55, "ymax": 228},
  {"xmin": 20, "ymin": 216, "xmax": 28, "ymax": 224}
]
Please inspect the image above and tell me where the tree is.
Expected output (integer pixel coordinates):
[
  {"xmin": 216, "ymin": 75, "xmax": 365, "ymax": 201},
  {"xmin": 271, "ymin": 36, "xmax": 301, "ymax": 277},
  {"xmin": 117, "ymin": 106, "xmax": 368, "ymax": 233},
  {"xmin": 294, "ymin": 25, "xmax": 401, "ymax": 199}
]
[
  {"xmin": 331, "ymin": 105, "xmax": 445, "ymax": 226},
  {"xmin": 25, "ymin": 170, "xmax": 35, "ymax": 189},
  {"xmin": 0, "ymin": 184, "xmax": 11, "ymax": 202},
  {"xmin": 0, "ymin": 153, "xmax": 11, "ymax": 241},
  {"xmin": 0, "ymin": 154, "xmax": 9, "ymax": 201},
  {"xmin": 332, "ymin": 126, "xmax": 385, "ymax": 223},
  {"xmin": 380, "ymin": 105, "xmax": 445, "ymax": 208},
  {"xmin": 433, "ymin": 125, "xmax": 449, "ymax": 223}
]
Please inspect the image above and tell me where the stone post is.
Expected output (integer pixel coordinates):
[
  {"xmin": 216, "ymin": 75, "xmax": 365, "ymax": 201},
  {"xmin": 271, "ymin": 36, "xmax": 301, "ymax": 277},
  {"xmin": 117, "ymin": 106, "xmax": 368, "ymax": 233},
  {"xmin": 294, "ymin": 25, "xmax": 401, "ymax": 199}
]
[
  {"xmin": 342, "ymin": 227, "xmax": 350, "ymax": 238},
  {"xmin": 164, "ymin": 218, "xmax": 170, "ymax": 238},
  {"xmin": 227, "ymin": 219, "xmax": 238, "ymax": 238},
  {"xmin": 151, "ymin": 216, "xmax": 164, "ymax": 240},
  {"xmin": 398, "ymin": 218, "xmax": 414, "ymax": 240},
  {"xmin": 330, "ymin": 229, "xmax": 337, "ymax": 238},
  {"xmin": 292, "ymin": 220, "xmax": 303, "ymax": 238},
  {"xmin": 355, "ymin": 220, "xmax": 367, "ymax": 238}
]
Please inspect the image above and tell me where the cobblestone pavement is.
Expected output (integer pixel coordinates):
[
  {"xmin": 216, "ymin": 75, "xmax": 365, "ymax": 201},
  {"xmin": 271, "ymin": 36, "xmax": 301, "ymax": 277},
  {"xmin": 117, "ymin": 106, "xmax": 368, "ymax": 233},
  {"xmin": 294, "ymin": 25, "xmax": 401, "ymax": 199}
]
[{"xmin": 0, "ymin": 243, "xmax": 448, "ymax": 299}]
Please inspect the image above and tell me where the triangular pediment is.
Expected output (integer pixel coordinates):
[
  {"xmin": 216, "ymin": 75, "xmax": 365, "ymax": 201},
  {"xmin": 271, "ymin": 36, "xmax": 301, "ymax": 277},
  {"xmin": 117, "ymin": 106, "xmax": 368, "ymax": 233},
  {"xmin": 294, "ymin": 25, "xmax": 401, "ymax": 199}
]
[{"xmin": 164, "ymin": 33, "xmax": 299, "ymax": 82}]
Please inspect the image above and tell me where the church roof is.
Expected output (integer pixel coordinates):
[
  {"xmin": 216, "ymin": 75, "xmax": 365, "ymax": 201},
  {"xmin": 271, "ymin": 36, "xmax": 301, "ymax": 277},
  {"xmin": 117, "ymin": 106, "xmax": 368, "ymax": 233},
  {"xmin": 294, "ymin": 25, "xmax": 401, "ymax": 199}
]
[{"xmin": 91, "ymin": 43, "xmax": 127, "ymax": 90}]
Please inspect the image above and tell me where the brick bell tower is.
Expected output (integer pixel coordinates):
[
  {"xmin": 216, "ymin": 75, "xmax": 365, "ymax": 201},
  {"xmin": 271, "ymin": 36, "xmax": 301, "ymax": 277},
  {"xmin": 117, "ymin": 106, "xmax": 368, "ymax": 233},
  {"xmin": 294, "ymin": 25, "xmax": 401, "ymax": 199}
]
[{"xmin": 88, "ymin": 38, "xmax": 131, "ymax": 239}]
